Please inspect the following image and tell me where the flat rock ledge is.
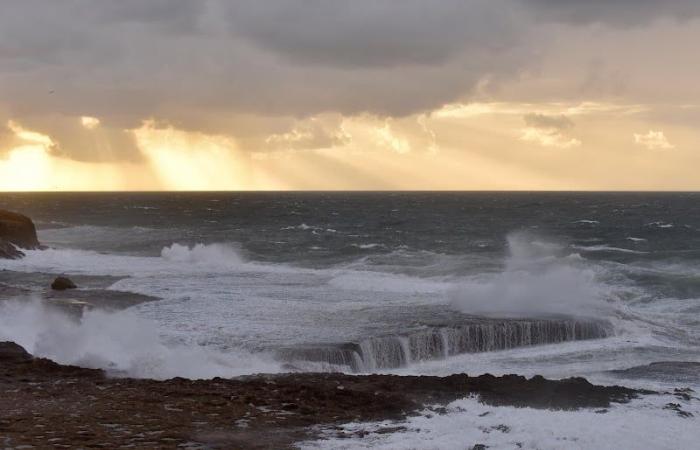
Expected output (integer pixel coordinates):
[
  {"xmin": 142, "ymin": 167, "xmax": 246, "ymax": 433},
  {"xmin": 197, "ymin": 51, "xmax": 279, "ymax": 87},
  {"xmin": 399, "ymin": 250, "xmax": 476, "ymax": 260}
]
[{"xmin": 0, "ymin": 342, "xmax": 645, "ymax": 450}]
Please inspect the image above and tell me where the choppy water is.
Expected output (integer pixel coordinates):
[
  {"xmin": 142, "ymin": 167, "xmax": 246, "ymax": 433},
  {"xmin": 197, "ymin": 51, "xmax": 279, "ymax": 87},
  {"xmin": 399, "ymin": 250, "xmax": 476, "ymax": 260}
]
[{"xmin": 1, "ymin": 192, "xmax": 700, "ymax": 389}]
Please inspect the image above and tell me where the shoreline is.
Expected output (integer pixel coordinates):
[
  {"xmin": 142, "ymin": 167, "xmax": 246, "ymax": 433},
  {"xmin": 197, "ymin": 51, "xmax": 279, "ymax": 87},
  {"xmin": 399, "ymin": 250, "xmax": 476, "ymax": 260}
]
[{"xmin": 0, "ymin": 341, "xmax": 645, "ymax": 449}]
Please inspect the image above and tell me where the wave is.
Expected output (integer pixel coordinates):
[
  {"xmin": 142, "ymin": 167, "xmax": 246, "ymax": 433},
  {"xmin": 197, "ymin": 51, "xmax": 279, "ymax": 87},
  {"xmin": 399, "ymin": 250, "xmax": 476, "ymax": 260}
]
[
  {"xmin": 572, "ymin": 244, "xmax": 648, "ymax": 254},
  {"xmin": 352, "ymin": 243, "xmax": 384, "ymax": 250},
  {"xmin": 448, "ymin": 232, "xmax": 618, "ymax": 318},
  {"xmin": 279, "ymin": 319, "xmax": 612, "ymax": 372},
  {"xmin": 646, "ymin": 221, "xmax": 674, "ymax": 229},
  {"xmin": 1, "ymin": 242, "xmax": 272, "ymax": 277},
  {"xmin": 161, "ymin": 242, "xmax": 245, "ymax": 266},
  {"xmin": 0, "ymin": 300, "xmax": 281, "ymax": 379}
]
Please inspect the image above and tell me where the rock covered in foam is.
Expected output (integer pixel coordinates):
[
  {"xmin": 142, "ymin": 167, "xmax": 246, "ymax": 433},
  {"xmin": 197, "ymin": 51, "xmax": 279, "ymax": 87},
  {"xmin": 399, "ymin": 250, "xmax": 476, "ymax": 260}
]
[{"xmin": 51, "ymin": 276, "xmax": 78, "ymax": 291}]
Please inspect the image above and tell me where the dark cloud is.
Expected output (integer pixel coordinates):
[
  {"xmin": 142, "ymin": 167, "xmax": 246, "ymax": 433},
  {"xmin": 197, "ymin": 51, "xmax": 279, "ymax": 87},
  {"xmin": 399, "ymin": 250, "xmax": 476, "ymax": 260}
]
[
  {"xmin": 0, "ymin": 0, "xmax": 531, "ymax": 162},
  {"xmin": 523, "ymin": 113, "xmax": 574, "ymax": 130},
  {"xmin": 224, "ymin": 1, "xmax": 516, "ymax": 68}
]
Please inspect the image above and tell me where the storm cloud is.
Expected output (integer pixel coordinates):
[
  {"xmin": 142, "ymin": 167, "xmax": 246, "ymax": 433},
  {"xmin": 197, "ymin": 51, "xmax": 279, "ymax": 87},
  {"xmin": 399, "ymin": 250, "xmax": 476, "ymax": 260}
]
[{"xmin": 0, "ymin": 0, "xmax": 698, "ymax": 161}]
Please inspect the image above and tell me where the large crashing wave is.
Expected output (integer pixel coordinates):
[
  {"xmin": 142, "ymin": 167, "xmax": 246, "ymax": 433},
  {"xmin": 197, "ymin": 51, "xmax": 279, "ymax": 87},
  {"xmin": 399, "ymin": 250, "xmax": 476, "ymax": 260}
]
[
  {"xmin": 0, "ymin": 300, "xmax": 281, "ymax": 379},
  {"xmin": 448, "ymin": 232, "xmax": 616, "ymax": 318}
]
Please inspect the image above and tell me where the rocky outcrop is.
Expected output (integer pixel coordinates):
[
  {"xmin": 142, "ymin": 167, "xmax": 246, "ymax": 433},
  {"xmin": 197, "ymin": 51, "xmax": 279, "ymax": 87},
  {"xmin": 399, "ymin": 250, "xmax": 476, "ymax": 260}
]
[
  {"xmin": 0, "ymin": 209, "xmax": 41, "ymax": 259},
  {"xmin": 0, "ymin": 240, "xmax": 24, "ymax": 259},
  {"xmin": 0, "ymin": 341, "xmax": 32, "ymax": 362},
  {"xmin": 51, "ymin": 276, "xmax": 77, "ymax": 291},
  {"xmin": 0, "ymin": 341, "xmax": 646, "ymax": 449}
]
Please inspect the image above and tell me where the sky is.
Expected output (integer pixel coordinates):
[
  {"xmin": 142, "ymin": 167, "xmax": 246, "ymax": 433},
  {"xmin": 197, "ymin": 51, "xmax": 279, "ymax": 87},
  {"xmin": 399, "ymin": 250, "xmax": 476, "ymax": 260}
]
[{"xmin": 1, "ymin": 0, "xmax": 699, "ymax": 191}]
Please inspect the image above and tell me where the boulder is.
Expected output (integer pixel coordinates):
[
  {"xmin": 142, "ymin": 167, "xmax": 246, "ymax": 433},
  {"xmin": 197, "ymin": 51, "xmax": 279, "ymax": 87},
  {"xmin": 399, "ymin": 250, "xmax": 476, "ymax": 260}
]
[
  {"xmin": 0, "ymin": 209, "xmax": 40, "ymax": 250},
  {"xmin": 0, "ymin": 341, "xmax": 32, "ymax": 362},
  {"xmin": 51, "ymin": 276, "xmax": 77, "ymax": 291}
]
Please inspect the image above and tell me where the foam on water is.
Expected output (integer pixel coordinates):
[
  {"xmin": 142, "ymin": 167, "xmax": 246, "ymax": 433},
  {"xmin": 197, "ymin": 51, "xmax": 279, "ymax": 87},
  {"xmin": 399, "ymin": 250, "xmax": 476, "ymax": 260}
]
[
  {"xmin": 0, "ymin": 300, "xmax": 281, "ymax": 379},
  {"xmin": 1, "ymin": 229, "xmax": 697, "ymax": 382},
  {"xmin": 299, "ymin": 394, "xmax": 700, "ymax": 450},
  {"xmin": 1, "ymin": 243, "xmax": 291, "ymax": 277}
]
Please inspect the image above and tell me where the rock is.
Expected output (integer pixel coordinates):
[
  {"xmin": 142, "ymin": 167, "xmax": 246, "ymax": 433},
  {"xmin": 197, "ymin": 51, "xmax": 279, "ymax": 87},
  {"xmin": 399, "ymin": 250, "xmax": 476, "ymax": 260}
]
[
  {"xmin": 0, "ymin": 210, "xmax": 40, "ymax": 258},
  {"xmin": 0, "ymin": 341, "xmax": 32, "ymax": 362},
  {"xmin": 51, "ymin": 276, "xmax": 77, "ymax": 291},
  {"xmin": 0, "ymin": 239, "xmax": 25, "ymax": 259}
]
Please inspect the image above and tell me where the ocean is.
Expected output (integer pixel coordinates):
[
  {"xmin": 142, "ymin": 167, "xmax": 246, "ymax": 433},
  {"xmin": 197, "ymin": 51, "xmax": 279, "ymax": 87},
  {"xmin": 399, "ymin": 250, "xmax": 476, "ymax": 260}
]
[{"xmin": 2, "ymin": 192, "xmax": 700, "ymax": 447}]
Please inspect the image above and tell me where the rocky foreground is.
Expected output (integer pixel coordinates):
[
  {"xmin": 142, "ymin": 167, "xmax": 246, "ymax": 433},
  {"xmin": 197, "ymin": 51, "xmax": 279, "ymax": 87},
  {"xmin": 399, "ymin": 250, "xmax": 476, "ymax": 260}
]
[{"xmin": 0, "ymin": 342, "xmax": 645, "ymax": 450}]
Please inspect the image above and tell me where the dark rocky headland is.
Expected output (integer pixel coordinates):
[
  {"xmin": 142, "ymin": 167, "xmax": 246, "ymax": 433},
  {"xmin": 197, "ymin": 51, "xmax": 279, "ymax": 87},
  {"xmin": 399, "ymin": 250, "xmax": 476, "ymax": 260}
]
[{"xmin": 0, "ymin": 209, "xmax": 42, "ymax": 260}]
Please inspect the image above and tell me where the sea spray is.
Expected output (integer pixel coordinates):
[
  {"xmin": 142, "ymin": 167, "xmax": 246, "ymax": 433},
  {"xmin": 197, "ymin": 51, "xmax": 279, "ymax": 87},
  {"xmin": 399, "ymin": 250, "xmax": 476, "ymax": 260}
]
[
  {"xmin": 0, "ymin": 299, "xmax": 281, "ymax": 379},
  {"xmin": 161, "ymin": 242, "xmax": 245, "ymax": 266},
  {"xmin": 448, "ymin": 232, "xmax": 614, "ymax": 317}
]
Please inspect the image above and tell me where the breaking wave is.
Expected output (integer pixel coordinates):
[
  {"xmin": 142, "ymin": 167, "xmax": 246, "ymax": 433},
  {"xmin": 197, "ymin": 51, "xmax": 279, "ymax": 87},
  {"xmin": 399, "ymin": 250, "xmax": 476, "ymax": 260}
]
[
  {"xmin": 160, "ymin": 242, "xmax": 245, "ymax": 266},
  {"xmin": 278, "ymin": 319, "xmax": 612, "ymax": 373},
  {"xmin": 448, "ymin": 232, "xmax": 617, "ymax": 318},
  {"xmin": 0, "ymin": 300, "xmax": 281, "ymax": 379}
]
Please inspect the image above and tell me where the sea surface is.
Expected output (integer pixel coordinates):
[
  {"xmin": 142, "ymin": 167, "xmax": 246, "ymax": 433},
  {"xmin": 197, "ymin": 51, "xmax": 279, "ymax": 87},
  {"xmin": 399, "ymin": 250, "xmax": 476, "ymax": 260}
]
[{"xmin": 2, "ymin": 192, "xmax": 700, "ymax": 447}]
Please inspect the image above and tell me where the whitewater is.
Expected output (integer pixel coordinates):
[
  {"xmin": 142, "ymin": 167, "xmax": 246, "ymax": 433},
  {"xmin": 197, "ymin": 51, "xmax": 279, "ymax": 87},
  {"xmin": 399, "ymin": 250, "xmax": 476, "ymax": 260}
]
[{"xmin": 1, "ymin": 192, "xmax": 699, "ymax": 449}]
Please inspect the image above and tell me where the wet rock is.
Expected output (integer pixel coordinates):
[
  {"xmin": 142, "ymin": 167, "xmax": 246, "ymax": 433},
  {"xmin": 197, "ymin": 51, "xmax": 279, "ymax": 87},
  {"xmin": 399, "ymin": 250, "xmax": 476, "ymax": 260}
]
[
  {"xmin": 0, "ymin": 343, "xmax": 648, "ymax": 449},
  {"xmin": 664, "ymin": 402, "xmax": 694, "ymax": 418},
  {"xmin": 0, "ymin": 341, "xmax": 32, "ymax": 362},
  {"xmin": 51, "ymin": 277, "xmax": 78, "ymax": 291},
  {"xmin": 0, "ymin": 240, "xmax": 24, "ymax": 259},
  {"xmin": 0, "ymin": 210, "xmax": 41, "ymax": 250}
]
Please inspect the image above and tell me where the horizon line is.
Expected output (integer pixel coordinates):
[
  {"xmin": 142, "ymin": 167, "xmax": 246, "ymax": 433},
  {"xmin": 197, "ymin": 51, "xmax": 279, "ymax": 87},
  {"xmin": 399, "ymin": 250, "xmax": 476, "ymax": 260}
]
[{"xmin": 3, "ymin": 189, "xmax": 700, "ymax": 194}]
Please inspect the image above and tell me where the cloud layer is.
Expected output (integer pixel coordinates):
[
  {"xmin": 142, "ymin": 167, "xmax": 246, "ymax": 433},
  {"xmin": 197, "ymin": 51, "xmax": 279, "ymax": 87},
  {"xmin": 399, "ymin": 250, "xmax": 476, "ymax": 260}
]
[{"xmin": 1, "ymin": 0, "xmax": 699, "ymax": 164}]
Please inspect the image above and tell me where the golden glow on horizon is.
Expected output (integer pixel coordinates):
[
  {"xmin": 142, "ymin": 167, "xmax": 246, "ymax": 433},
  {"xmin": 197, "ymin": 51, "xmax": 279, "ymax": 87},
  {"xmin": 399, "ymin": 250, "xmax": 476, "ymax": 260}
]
[{"xmin": 1, "ymin": 101, "xmax": 699, "ymax": 191}]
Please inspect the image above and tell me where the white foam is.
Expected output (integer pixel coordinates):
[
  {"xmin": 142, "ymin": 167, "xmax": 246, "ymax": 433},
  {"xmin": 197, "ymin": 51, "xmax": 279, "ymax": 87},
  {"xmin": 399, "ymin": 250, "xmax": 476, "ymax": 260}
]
[
  {"xmin": 0, "ymin": 243, "xmax": 288, "ymax": 277},
  {"xmin": 161, "ymin": 242, "xmax": 244, "ymax": 266},
  {"xmin": 300, "ymin": 394, "xmax": 700, "ymax": 450},
  {"xmin": 328, "ymin": 271, "xmax": 448, "ymax": 295},
  {"xmin": 448, "ymin": 232, "xmax": 615, "ymax": 318},
  {"xmin": 572, "ymin": 244, "xmax": 648, "ymax": 254},
  {"xmin": 352, "ymin": 243, "xmax": 384, "ymax": 250},
  {"xmin": 0, "ymin": 300, "xmax": 281, "ymax": 379}
]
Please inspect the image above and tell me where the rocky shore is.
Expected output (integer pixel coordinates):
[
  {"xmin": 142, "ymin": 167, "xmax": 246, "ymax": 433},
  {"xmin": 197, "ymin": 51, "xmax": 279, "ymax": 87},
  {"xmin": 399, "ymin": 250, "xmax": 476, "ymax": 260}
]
[
  {"xmin": 0, "ymin": 209, "xmax": 41, "ymax": 260},
  {"xmin": 0, "ymin": 341, "xmax": 645, "ymax": 450}
]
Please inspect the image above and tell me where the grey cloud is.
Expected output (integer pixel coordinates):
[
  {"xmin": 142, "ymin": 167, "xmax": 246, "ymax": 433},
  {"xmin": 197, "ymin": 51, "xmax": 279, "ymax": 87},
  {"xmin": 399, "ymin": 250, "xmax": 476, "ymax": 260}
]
[
  {"xmin": 0, "ymin": 0, "xmax": 531, "ymax": 163},
  {"xmin": 1, "ymin": 0, "xmax": 695, "ymax": 163},
  {"xmin": 225, "ymin": 0, "xmax": 519, "ymax": 68},
  {"xmin": 523, "ymin": 113, "xmax": 574, "ymax": 130},
  {"xmin": 523, "ymin": 0, "xmax": 700, "ymax": 25}
]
